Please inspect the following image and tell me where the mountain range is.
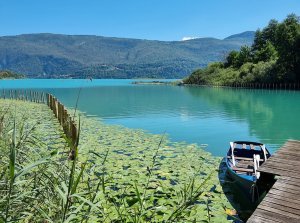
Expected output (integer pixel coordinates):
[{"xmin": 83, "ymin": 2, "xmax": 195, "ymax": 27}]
[{"xmin": 0, "ymin": 31, "xmax": 255, "ymax": 78}]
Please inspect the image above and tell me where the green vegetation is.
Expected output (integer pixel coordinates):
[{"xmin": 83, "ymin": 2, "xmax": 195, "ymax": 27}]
[
  {"xmin": 0, "ymin": 99, "xmax": 236, "ymax": 222},
  {"xmin": 0, "ymin": 32, "xmax": 254, "ymax": 79},
  {"xmin": 184, "ymin": 14, "xmax": 300, "ymax": 85},
  {"xmin": 0, "ymin": 70, "xmax": 24, "ymax": 79}
]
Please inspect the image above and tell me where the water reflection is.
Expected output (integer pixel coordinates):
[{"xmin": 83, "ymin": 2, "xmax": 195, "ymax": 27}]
[{"xmin": 184, "ymin": 86, "xmax": 300, "ymax": 152}]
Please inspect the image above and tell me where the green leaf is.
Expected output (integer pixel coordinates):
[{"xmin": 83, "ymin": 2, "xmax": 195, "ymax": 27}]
[{"xmin": 15, "ymin": 158, "xmax": 49, "ymax": 179}]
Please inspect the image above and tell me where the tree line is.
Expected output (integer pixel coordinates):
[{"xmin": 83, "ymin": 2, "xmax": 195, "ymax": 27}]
[
  {"xmin": 0, "ymin": 70, "xmax": 24, "ymax": 79},
  {"xmin": 184, "ymin": 14, "xmax": 300, "ymax": 85}
]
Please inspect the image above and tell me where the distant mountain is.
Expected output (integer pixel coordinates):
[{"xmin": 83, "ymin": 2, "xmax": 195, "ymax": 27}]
[
  {"xmin": 224, "ymin": 31, "xmax": 255, "ymax": 40},
  {"xmin": 0, "ymin": 32, "xmax": 255, "ymax": 78}
]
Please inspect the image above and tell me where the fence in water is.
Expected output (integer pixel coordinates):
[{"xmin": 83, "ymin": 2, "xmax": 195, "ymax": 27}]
[
  {"xmin": 190, "ymin": 82, "xmax": 300, "ymax": 90},
  {"xmin": 0, "ymin": 90, "xmax": 79, "ymax": 156}
]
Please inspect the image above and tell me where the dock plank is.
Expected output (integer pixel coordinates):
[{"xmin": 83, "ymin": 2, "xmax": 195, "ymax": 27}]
[
  {"xmin": 258, "ymin": 203, "xmax": 300, "ymax": 219},
  {"xmin": 272, "ymin": 182, "xmax": 300, "ymax": 194},
  {"xmin": 265, "ymin": 157, "xmax": 300, "ymax": 167},
  {"xmin": 247, "ymin": 215, "xmax": 282, "ymax": 223},
  {"xmin": 247, "ymin": 140, "xmax": 300, "ymax": 223},
  {"xmin": 266, "ymin": 193, "xmax": 300, "ymax": 206},
  {"xmin": 279, "ymin": 176, "xmax": 300, "ymax": 184},
  {"xmin": 259, "ymin": 166, "xmax": 300, "ymax": 178},
  {"xmin": 265, "ymin": 153, "xmax": 300, "ymax": 161},
  {"xmin": 268, "ymin": 188, "xmax": 300, "ymax": 200},
  {"xmin": 263, "ymin": 196, "xmax": 300, "ymax": 210},
  {"xmin": 260, "ymin": 163, "xmax": 300, "ymax": 175},
  {"xmin": 248, "ymin": 208, "xmax": 298, "ymax": 223}
]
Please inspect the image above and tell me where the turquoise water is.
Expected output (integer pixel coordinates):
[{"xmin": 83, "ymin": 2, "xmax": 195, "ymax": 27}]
[{"xmin": 1, "ymin": 79, "xmax": 300, "ymax": 156}]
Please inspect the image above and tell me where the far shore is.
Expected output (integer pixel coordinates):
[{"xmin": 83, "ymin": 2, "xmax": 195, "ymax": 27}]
[{"xmin": 132, "ymin": 80, "xmax": 183, "ymax": 86}]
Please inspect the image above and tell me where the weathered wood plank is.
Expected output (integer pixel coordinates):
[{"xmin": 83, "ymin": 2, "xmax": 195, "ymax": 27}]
[
  {"xmin": 277, "ymin": 148, "xmax": 300, "ymax": 154},
  {"xmin": 279, "ymin": 176, "xmax": 300, "ymax": 184},
  {"xmin": 268, "ymin": 188, "xmax": 300, "ymax": 201},
  {"xmin": 272, "ymin": 182, "xmax": 300, "ymax": 194},
  {"xmin": 265, "ymin": 193, "xmax": 300, "ymax": 206},
  {"xmin": 227, "ymin": 155, "xmax": 263, "ymax": 161},
  {"xmin": 260, "ymin": 163, "xmax": 300, "ymax": 174},
  {"xmin": 262, "ymin": 161, "xmax": 300, "ymax": 171},
  {"xmin": 259, "ymin": 203, "xmax": 300, "ymax": 219},
  {"xmin": 266, "ymin": 157, "xmax": 300, "ymax": 167},
  {"xmin": 276, "ymin": 149, "xmax": 300, "ymax": 156},
  {"xmin": 278, "ymin": 178, "xmax": 300, "ymax": 187},
  {"xmin": 248, "ymin": 140, "xmax": 300, "ymax": 222},
  {"xmin": 247, "ymin": 214, "xmax": 283, "ymax": 223},
  {"xmin": 266, "ymin": 153, "xmax": 300, "ymax": 161},
  {"xmin": 232, "ymin": 166, "xmax": 254, "ymax": 173},
  {"xmin": 248, "ymin": 208, "xmax": 298, "ymax": 223},
  {"xmin": 259, "ymin": 166, "xmax": 300, "ymax": 178},
  {"xmin": 263, "ymin": 196, "xmax": 300, "ymax": 210}
]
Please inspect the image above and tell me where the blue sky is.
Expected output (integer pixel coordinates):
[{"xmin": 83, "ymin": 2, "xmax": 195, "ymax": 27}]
[{"xmin": 0, "ymin": 0, "xmax": 299, "ymax": 40}]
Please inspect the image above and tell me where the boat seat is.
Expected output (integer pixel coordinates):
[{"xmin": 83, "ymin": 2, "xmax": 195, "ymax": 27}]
[
  {"xmin": 227, "ymin": 156, "xmax": 263, "ymax": 162},
  {"xmin": 232, "ymin": 166, "xmax": 254, "ymax": 173}
]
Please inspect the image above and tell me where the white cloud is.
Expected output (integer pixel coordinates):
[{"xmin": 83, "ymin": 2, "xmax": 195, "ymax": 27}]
[{"xmin": 181, "ymin": 36, "xmax": 199, "ymax": 41}]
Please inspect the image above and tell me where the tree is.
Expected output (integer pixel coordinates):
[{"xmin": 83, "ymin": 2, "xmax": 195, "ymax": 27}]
[
  {"xmin": 236, "ymin": 46, "xmax": 252, "ymax": 67},
  {"xmin": 252, "ymin": 19, "xmax": 279, "ymax": 51},
  {"xmin": 253, "ymin": 41, "xmax": 278, "ymax": 62},
  {"xmin": 224, "ymin": 51, "xmax": 239, "ymax": 68},
  {"xmin": 275, "ymin": 14, "xmax": 300, "ymax": 80}
]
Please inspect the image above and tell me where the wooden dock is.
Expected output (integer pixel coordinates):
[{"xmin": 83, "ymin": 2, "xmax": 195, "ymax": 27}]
[{"xmin": 247, "ymin": 140, "xmax": 300, "ymax": 223}]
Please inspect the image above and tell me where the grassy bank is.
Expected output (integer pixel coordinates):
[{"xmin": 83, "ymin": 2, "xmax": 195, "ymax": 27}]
[{"xmin": 0, "ymin": 99, "xmax": 235, "ymax": 222}]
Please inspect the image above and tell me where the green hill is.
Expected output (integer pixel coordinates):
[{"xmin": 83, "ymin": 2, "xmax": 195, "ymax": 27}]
[{"xmin": 0, "ymin": 32, "xmax": 254, "ymax": 78}]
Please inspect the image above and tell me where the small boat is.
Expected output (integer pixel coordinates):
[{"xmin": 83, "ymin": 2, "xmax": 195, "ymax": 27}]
[{"xmin": 226, "ymin": 141, "xmax": 271, "ymax": 195}]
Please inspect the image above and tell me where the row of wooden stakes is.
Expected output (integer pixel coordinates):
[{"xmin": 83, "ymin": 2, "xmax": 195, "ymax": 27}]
[
  {"xmin": 47, "ymin": 94, "xmax": 79, "ymax": 156},
  {"xmin": 190, "ymin": 82, "xmax": 300, "ymax": 90},
  {"xmin": 0, "ymin": 90, "xmax": 79, "ymax": 158},
  {"xmin": 0, "ymin": 89, "xmax": 47, "ymax": 103}
]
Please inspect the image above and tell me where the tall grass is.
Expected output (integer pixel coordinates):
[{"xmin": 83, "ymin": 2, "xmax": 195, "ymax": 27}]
[{"xmin": 0, "ymin": 100, "xmax": 234, "ymax": 222}]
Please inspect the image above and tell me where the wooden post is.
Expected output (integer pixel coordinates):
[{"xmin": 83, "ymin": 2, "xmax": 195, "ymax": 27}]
[
  {"xmin": 71, "ymin": 122, "xmax": 78, "ymax": 148},
  {"xmin": 63, "ymin": 109, "xmax": 68, "ymax": 133},
  {"xmin": 47, "ymin": 94, "xmax": 50, "ymax": 107},
  {"xmin": 55, "ymin": 100, "xmax": 58, "ymax": 118},
  {"xmin": 59, "ymin": 103, "xmax": 63, "ymax": 125},
  {"xmin": 52, "ymin": 95, "xmax": 54, "ymax": 110}
]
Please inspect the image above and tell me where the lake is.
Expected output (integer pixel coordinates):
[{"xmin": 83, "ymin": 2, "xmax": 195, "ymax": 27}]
[{"xmin": 1, "ymin": 79, "xmax": 300, "ymax": 156}]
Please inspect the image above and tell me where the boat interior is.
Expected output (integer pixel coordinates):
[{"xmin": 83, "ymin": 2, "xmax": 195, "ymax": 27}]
[{"xmin": 227, "ymin": 142, "xmax": 270, "ymax": 176}]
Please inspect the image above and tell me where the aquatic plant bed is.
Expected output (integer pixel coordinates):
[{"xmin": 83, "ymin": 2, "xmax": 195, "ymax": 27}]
[{"xmin": 0, "ymin": 99, "xmax": 235, "ymax": 222}]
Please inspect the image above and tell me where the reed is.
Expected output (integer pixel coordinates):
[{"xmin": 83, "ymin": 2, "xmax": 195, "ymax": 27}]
[
  {"xmin": 167, "ymin": 171, "xmax": 214, "ymax": 222},
  {"xmin": 4, "ymin": 117, "xmax": 16, "ymax": 223},
  {"xmin": 0, "ymin": 99, "xmax": 235, "ymax": 222}
]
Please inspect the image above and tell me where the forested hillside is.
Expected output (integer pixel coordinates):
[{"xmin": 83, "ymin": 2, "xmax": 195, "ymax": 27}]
[
  {"xmin": 0, "ymin": 70, "xmax": 24, "ymax": 79},
  {"xmin": 0, "ymin": 32, "xmax": 254, "ymax": 78},
  {"xmin": 184, "ymin": 14, "xmax": 300, "ymax": 85}
]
